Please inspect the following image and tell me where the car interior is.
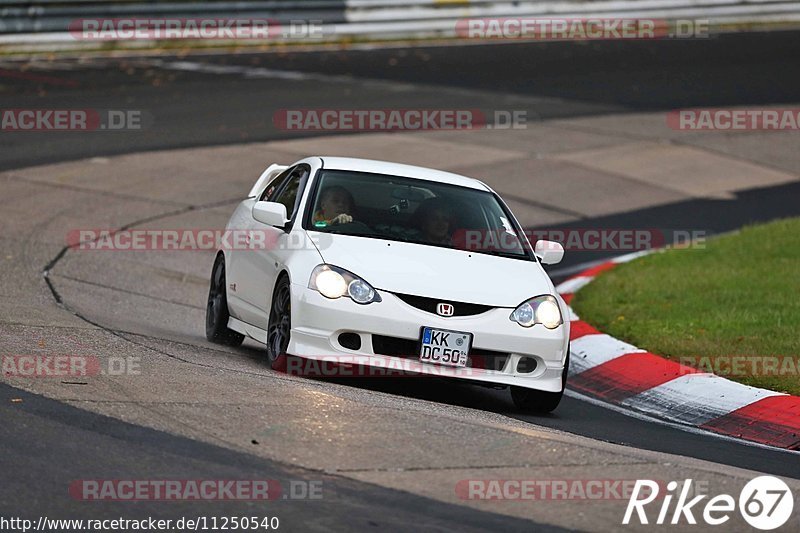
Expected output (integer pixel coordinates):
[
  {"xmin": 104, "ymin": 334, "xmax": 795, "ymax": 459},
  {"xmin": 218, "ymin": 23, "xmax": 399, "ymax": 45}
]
[{"xmin": 308, "ymin": 171, "xmax": 528, "ymax": 257}]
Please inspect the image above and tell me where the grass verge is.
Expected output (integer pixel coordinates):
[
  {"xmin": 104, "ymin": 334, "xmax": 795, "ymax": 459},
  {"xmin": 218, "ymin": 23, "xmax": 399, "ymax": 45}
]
[{"xmin": 572, "ymin": 218, "xmax": 800, "ymax": 395}]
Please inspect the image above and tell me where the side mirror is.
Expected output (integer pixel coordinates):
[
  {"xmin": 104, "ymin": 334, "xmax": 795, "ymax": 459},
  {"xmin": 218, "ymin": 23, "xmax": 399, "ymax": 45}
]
[
  {"xmin": 253, "ymin": 201, "xmax": 289, "ymax": 228},
  {"xmin": 535, "ymin": 240, "xmax": 564, "ymax": 265}
]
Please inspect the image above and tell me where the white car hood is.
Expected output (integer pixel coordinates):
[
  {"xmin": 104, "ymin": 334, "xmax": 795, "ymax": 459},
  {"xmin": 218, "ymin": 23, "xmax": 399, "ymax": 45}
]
[{"xmin": 311, "ymin": 232, "xmax": 553, "ymax": 307}]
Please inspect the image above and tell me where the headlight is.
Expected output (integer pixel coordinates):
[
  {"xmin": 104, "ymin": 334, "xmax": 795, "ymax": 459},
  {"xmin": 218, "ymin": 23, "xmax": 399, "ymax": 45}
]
[
  {"xmin": 315, "ymin": 269, "xmax": 347, "ymax": 299},
  {"xmin": 309, "ymin": 265, "xmax": 381, "ymax": 304},
  {"xmin": 348, "ymin": 279, "xmax": 375, "ymax": 304},
  {"xmin": 510, "ymin": 295, "xmax": 562, "ymax": 329}
]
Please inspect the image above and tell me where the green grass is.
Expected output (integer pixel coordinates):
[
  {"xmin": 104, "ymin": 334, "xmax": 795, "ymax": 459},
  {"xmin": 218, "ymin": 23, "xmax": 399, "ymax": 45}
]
[{"xmin": 572, "ymin": 218, "xmax": 800, "ymax": 395}]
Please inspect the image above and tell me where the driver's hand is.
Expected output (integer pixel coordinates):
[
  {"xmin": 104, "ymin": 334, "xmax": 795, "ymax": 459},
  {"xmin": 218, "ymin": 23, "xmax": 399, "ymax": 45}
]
[{"xmin": 331, "ymin": 213, "xmax": 353, "ymax": 225}]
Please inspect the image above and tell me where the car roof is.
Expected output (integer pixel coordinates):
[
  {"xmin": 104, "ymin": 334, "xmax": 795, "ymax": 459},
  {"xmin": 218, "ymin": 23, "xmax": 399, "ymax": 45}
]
[{"xmin": 319, "ymin": 156, "xmax": 490, "ymax": 191}]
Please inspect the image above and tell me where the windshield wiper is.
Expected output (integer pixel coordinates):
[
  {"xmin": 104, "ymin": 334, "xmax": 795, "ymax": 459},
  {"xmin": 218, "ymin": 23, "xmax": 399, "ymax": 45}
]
[
  {"xmin": 401, "ymin": 238, "xmax": 527, "ymax": 259},
  {"xmin": 470, "ymin": 249, "xmax": 529, "ymax": 260}
]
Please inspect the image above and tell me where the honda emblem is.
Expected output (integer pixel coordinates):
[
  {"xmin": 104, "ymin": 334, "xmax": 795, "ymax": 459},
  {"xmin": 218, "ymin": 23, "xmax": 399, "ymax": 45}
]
[{"xmin": 436, "ymin": 303, "xmax": 454, "ymax": 317}]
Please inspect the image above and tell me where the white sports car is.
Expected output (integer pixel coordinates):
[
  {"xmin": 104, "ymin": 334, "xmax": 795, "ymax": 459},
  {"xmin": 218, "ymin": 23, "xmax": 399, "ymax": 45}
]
[{"xmin": 206, "ymin": 157, "xmax": 570, "ymax": 412}]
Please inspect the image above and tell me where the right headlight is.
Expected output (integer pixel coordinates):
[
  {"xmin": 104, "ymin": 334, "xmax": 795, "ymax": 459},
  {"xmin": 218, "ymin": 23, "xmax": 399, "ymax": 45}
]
[
  {"xmin": 510, "ymin": 295, "xmax": 562, "ymax": 329},
  {"xmin": 308, "ymin": 264, "xmax": 382, "ymax": 304}
]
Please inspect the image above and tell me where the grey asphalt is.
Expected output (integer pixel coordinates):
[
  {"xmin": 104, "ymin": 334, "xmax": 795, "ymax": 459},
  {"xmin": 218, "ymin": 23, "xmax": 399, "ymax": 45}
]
[
  {"xmin": 2, "ymin": 30, "xmax": 799, "ymax": 171},
  {"xmin": 0, "ymin": 382, "xmax": 559, "ymax": 532}
]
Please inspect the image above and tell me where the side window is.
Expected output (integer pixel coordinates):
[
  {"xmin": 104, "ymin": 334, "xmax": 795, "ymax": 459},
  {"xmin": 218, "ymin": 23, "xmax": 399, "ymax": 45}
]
[
  {"xmin": 274, "ymin": 167, "xmax": 309, "ymax": 219},
  {"xmin": 259, "ymin": 168, "xmax": 292, "ymax": 202}
]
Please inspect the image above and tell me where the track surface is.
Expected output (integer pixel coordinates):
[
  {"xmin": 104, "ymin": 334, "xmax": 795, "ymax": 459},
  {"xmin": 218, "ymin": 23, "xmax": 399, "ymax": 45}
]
[
  {"xmin": 2, "ymin": 32, "xmax": 800, "ymax": 530},
  {"xmin": 2, "ymin": 30, "xmax": 800, "ymax": 171},
  {"xmin": 0, "ymin": 382, "xmax": 557, "ymax": 532}
]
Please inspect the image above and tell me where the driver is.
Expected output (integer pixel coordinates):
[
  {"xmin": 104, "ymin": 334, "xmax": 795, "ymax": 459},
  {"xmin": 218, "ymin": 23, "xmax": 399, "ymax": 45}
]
[
  {"xmin": 313, "ymin": 186, "xmax": 355, "ymax": 226},
  {"xmin": 415, "ymin": 198, "xmax": 456, "ymax": 245}
]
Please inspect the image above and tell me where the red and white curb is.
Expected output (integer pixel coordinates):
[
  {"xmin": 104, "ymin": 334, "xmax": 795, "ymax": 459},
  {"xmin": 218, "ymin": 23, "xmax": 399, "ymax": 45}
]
[{"xmin": 556, "ymin": 251, "xmax": 800, "ymax": 451}]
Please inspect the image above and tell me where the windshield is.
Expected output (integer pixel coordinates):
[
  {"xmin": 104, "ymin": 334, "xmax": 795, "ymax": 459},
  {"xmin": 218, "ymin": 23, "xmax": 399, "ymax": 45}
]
[{"xmin": 304, "ymin": 170, "xmax": 533, "ymax": 260}]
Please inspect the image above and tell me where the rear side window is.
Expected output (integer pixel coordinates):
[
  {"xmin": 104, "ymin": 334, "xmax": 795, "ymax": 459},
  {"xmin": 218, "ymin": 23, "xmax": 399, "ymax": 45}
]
[
  {"xmin": 259, "ymin": 168, "xmax": 291, "ymax": 202},
  {"xmin": 273, "ymin": 166, "xmax": 309, "ymax": 219}
]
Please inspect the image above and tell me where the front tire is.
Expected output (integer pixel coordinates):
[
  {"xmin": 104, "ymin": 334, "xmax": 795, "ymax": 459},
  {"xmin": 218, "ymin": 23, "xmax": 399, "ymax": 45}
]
[
  {"xmin": 511, "ymin": 347, "xmax": 570, "ymax": 413},
  {"xmin": 266, "ymin": 275, "xmax": 291, "ymax": 371},
  {"xmin": 205, "ymin": 254, "xmax": 245, "ymax": 346}
]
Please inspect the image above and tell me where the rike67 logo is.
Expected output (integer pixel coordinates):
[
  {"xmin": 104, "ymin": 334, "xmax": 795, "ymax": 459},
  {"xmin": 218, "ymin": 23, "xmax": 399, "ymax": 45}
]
[{"xmin": 624, "ymin": 476, "xmax": 794, "ymax": 529}]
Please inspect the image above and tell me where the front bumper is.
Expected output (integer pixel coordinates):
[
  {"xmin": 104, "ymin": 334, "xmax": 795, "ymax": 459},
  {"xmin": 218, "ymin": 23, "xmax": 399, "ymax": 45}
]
[{"xmin": 288, "ymin": 284, "xmax": 569, "ymax": 392}]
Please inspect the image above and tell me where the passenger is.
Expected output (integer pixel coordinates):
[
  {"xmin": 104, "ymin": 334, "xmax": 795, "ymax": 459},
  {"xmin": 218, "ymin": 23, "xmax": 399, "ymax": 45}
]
[
  {"xmin": 314, "ymin": 186, "xmax": 355, "ymax": 226},
  {"xmin": 415, "ymin": 198, "xmax": 456, "ymax": 245}
]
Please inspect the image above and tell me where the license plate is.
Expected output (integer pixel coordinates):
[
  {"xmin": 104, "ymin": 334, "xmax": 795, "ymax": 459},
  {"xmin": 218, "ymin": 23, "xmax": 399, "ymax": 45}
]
[{"xmin": 419, "ymin": 327, "xmax": 472, "ymax": 368}]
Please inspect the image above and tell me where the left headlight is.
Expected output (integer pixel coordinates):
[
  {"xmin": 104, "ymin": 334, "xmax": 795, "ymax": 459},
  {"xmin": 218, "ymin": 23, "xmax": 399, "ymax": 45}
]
[
  {"xmin": 308, "ymin": 264, "xmax": 382, "ymax": 304},
  {"xmin": 510, "ymin": 295, "xmax": 562, "ymax": 329}
]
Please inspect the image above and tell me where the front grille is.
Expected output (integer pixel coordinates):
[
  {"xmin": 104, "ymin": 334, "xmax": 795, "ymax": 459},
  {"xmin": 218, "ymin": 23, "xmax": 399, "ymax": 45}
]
[
  {"xmin": 393, "ymin": 293, "xmax": 493, "ymax": 317},
  {"xmin": 371, "ymin": 335, "xmax": 417, "ymax": 358},
  {"xmin": 371, "ymin": 335, "xmax": 509, "ymax": 371}
]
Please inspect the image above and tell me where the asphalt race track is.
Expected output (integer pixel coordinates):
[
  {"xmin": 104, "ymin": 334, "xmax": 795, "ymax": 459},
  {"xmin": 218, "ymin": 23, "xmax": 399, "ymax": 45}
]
[
  {"xmin": 3, "ymin": 31, "xmax": 800, "ymax": 172},
  {"xmin": 0, "ymin": 382, "xmax": 556, "ymax": 532},
  {"xmin": 1, "ymin": 31, "xmax": 800, "ymax": 531}
]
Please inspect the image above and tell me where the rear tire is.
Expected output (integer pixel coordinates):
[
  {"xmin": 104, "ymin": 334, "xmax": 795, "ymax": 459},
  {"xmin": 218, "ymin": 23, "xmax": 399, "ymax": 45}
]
[
  {"xmin": 205, "ymin": 254, "xmax": 245, "ymax": 346},
  {"xmin": 266, "ymin": 275, "xmax": 291, "ymax": 371},
  {"xmin": 511, "ymin": 347, "xmax": 570, "ymax": 413}
]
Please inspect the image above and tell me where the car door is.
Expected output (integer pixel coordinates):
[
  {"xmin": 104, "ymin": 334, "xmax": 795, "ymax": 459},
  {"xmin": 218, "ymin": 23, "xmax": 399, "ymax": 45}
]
[
  {"xmin": 225, "ymin": 166, "xmax": 292, "ymax": 327},
  {"xmin": 235, "ymin": 164, "xmax": 310, "ymax": 331}
]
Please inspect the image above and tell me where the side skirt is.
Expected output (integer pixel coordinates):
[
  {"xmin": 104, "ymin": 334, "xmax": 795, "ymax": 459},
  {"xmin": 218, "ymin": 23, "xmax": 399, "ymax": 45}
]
[{"xmin": 228, "ymin": 316, "xmax": 267, "ymax": 345}]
